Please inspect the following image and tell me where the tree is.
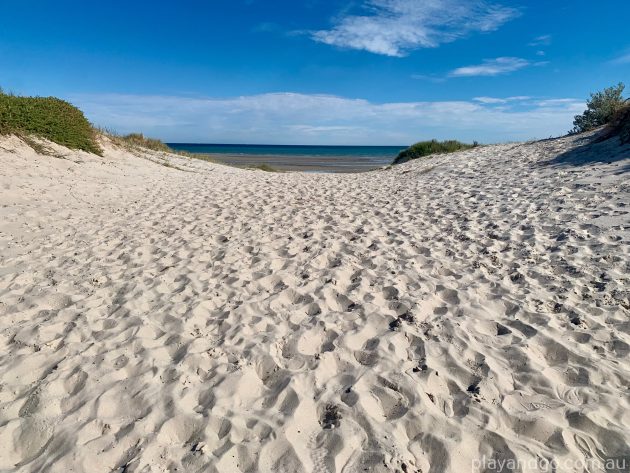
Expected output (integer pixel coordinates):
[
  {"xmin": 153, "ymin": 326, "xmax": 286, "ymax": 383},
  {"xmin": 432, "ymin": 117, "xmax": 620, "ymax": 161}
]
[{"xmin": 571, "ymin": 83, "xmax": 627, "ymax": 134}]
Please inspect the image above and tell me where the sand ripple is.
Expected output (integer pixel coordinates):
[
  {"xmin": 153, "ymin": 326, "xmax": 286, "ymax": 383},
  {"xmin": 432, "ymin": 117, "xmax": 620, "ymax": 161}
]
[{"xmin": 1, "ymin": 133, "xmax": 629, "ymax": 472}]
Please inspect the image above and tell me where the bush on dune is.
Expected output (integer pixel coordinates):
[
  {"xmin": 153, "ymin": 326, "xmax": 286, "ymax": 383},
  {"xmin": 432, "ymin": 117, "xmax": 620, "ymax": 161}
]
[
  {"xmin": 588, "ymin": 102, "xmax": 630, "ymax": 145},
  {"xmin": 603, "ymin": 103, "xmax": 630, "ymax": 144},
  {"xmin": 571, "ymin": 83, "xmax": 627, "ymax": 134},
  {"xmin": 393, "ymin": 139, "xmax": 477, "ymax": 165},
  {"xmin": 0, "ymin": 90, "xmax": 102, "ymax": 155}
]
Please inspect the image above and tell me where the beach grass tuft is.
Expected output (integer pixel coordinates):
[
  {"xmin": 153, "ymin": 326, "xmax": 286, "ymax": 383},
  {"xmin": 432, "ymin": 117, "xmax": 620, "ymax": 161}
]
[
  {"xmin": 113, "ymin": 132, "xmax": 172, "ymax": 152},
  {"xmin": 393, "ymin": 139, "xmax": 477, "ymax": 165},
  {"xmin": 247, "ymin": 163, "xmax": 278, "ymax": 172},
  {"xmin": 0, "ymin": 90, "xmax": 102, "ymax": 155}
]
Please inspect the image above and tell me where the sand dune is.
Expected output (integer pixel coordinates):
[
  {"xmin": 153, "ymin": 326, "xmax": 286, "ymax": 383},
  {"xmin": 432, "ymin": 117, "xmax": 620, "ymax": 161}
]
[{"xmin": 0, "ymin": 133, "xmax": 629, "ymax": 473}]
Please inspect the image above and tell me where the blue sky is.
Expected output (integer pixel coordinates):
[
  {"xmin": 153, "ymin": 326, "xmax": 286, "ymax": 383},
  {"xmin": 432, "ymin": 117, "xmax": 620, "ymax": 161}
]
[{"xmin": 1, "ymin": 0, "xmax": 629, "ymax": 144}]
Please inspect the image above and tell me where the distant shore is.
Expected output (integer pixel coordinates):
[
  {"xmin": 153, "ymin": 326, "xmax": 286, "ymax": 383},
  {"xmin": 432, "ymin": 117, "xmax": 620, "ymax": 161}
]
[
  {"xmin": 182, "ymin": 152, "xmax": 389, "ymax": 172},
  {"xmin": 167, "ymin": 143, "xmax": 406, "ymax": 172}
]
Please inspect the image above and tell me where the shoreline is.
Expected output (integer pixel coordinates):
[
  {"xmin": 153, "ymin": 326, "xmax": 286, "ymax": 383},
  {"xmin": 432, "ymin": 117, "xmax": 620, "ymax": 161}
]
[{"xmin": 185, "ymin": 152, "xmax": 390, "ymax": 172}]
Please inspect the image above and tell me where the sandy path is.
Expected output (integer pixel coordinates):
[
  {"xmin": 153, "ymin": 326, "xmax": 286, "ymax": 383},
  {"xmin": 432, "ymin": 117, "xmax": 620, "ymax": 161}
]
[{"xmin": 0, "ymin": 133, "xmax": 629, "ymax": 473}]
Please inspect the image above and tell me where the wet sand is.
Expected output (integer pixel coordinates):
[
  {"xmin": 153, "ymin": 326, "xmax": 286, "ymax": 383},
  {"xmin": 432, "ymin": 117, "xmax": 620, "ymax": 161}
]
[{"xmin": 190, "ymin": 153, "xmax": 389, "ymax": 172}]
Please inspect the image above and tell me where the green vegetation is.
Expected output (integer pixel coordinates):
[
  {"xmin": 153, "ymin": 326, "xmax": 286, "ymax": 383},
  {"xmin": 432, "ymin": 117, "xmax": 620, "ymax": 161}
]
[
  {"xmin": 188, "ymin": 153, "xmax": 217, "ymax": 162},
  {"xmin": 113, "ymin": 132, "xmax": 172, "ymax": 152},
  {"xmin": 246, "ymin": 163, "xmax": 277, "ymax": 172},
  {"xmin": 602, "ymin": 103, "xmax": 630, "ymax": 144},
  {"xmin": 392, "ymin": 139, "xmax": 477, "ymax": 165},
  {"xmin": 571, "ymin": 83, "xmax": 627, "ymax": 134},
  {"xmin": 0, "ymin": 90, "xmax": 102, "ymax": 155}
]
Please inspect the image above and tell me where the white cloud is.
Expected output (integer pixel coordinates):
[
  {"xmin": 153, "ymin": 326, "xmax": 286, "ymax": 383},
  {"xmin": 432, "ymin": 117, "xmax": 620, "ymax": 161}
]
[
  {"xmin": 528, "ymin": 34, "xmax": 552, "ymax": 47},
  {"xmin": 611, "ymin": 50, "xmax": 630, "ymax": 65},
  {"xmin": 450, "ymin": 57, "xmax": 530, "ymax": 77},
  {"xmin": 473, "ymin": 97, "xmax": 507, "ymax": 104},
  {"xmin": 311, "ymin": 0, "xmax": 520, "ymax": 57},
  {"xmin": 473, "ymin": 96, "xmax": 531, "ymax": 104},
  {"xmin": 71, "ymin": 92, "xmax": 584, "ymax": 145},
  {"xmin": 535, "ymin": 98, "xmax": 582, "ymax": 107}
]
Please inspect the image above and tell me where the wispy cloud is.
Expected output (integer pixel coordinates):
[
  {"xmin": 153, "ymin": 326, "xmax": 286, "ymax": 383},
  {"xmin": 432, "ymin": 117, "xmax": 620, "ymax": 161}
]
[
  {"xmin": 610, "ymin": 50, "xmax": 630, "ymax": 65},
  {"xmin": 72, "ymin": 92, "xmax": 584, "ymax": 145},
  {"xmin": 311, "ymin": 0, "xmax": 520, "ymax": 57},
  {"xmin": 473, "ymin": 96, "xmax": 531, "ymax": 104},
  {"xmin": 535, "ymin": 98, "xmax": 581, "ymax": 107},
  {"xmin": 410, "ymin": 73, "xmax": 447, "ymax": 83},
  {"xmin": 528, "ymin": 34, "xmax": 552, "ymax": 47},
  {"xmin": 449, "ymin": 57, "xmax": 531, "ymax": 77}
]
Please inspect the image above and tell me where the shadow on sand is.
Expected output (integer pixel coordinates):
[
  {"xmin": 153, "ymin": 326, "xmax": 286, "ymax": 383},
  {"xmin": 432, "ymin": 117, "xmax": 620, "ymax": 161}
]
[{"xmin": 542, "ymin": 130, "xmax": 630, "ymax": 174}]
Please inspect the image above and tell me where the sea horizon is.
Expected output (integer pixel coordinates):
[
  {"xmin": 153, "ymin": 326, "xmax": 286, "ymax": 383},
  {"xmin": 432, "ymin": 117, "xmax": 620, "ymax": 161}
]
[
  {"xmin": 167, "ymin": 143, "xmax": 408, "ymax": 172},
  {"xmin": 167, "ymin": 142, "xmax": 408, "ymax": 152}
]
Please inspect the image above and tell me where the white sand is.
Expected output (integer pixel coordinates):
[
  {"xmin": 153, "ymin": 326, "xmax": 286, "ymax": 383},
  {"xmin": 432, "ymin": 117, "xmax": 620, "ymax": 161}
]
[{"xmin": 0, "ymin": 133, "xmax": 629, "ymax": 473}]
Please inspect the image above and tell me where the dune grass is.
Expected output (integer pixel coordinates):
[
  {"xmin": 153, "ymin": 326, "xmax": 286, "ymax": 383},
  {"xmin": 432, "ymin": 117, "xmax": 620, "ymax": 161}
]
[
  {"xmin": 0, "ymin": 90, "xmax": 102, "ymax": 155},
  {"xmin": 392, "ymin": 139, "xmax": 477, "ymax": 165},
  {"xmin": 112, "ymin": 132, "xmax": 172, "ymax": 152},
  {"xmin": 246, "ymin": 163, "xmax": 278, "ymax": 172}
]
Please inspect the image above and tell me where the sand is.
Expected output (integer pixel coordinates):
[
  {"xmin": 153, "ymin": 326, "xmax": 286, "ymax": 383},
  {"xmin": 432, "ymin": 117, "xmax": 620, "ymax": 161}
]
[{"xmin": 0, "ymin": 132, "xmax": 629, "ymax": 473}]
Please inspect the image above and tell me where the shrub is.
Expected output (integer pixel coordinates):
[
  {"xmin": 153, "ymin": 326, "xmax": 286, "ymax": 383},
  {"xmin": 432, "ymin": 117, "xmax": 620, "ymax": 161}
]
[
  {"xmin": 616, "ymin": 106, "xmax": 630, "ymax": 144},
  {"xmin": 0, "ymin": 91, "xmax": 102, "ymax": 155},
  {"xmin": 602, "ymin": 103, "xmax": 630, "ymax": 144},
  {"xmin": 392, "ymin": 139, "xmax": 477, "ymax": 165},
  {"xmin": 571, "ymin": 83, "xmax": 627, "ymax": 134}
]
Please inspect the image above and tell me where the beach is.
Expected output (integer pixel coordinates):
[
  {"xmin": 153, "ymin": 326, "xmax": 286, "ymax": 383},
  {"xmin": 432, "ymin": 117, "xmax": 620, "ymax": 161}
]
[
  {"xmin": 165, "ymin": 144, "xmax": 408, "ymax": 173},
  {"xmin": 0, "ymin": 132, "xmax": 629, "ymax": 472}
]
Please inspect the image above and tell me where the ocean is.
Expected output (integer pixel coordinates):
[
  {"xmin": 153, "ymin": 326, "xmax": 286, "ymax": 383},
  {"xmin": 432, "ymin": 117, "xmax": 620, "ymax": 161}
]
[{"xmin": 166, "ymin": 143, "xmax": 407, "ymax": 172}]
